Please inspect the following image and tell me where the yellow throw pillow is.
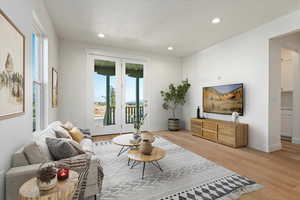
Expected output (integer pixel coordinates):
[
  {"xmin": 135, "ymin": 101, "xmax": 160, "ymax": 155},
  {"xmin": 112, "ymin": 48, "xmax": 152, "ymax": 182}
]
[{"xmin": 69, "ymin": 127, "xmax": 85, "ymax": 143}]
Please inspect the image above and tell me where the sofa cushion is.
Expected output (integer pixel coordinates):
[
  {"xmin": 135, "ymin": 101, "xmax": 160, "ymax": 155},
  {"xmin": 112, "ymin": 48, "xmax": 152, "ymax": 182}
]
[
  {"xmin": 11, "ymin": 147, "xmax": 29, "ymax": 167},
  {"xmin": 55, "ymin": 130, "xmax": 71, "ymax": 139},
  {"xmin": 33, "ymin": 127, "xmax": 56, "ymax": 161},
  {"xmin": 80, "ymin": 138, "xmax": 94, "ymax": 154},
  {"xmin": 23, "ymin": 142, "xmax": 49, "ymax": 164},
  {"xmin": 46, "ymin": 138, "xmax": 84, "ymax": 160},
  {"xmin": 51, "ymin": 123, "xmax": 71, "ymax": 138},
  {"xmin": 69, "ymin": 127, "xmax": 85, "ymax": 143}
]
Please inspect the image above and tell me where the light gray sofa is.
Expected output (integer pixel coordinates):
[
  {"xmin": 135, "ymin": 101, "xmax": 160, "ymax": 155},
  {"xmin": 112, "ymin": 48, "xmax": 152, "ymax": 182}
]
[{"xmin": 5, "ymin": 121, "xmax": 102, "ymax": 200}]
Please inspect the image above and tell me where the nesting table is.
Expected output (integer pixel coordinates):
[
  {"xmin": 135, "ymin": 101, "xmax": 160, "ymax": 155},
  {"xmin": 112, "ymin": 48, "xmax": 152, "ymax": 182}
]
[{"xmin": 127, "ymin": 147, "xmax": 166, "ymax": 179}]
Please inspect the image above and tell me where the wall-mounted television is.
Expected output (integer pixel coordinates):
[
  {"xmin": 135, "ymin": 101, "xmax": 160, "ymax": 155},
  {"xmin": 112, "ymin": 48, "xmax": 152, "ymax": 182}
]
[{"xmin": 203, "ymin": 83, "xmax": 244, "ymax": 116}]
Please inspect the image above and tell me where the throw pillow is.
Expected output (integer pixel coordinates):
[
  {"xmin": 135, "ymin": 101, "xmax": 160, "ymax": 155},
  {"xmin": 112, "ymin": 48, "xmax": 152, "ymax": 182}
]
[
  {"xmin": 46, "ymin": 138, "xmax": 83, "ymax": 160},
  {"xmin": 55, "ymin": 130, "xmax": 71, "ymax": 139},
  {"xmin": 62, "ymin": 121, "xmax": 75, "ymax": 130},
  {"xmin": 52, "ymin": 125, "xmax": 71, "ymax": 139},
  {"xmin": 69, "ymin": 127, "xmax": 85, "ymax": 143},
  {"xmin": 67, "ymin": 139, "xmax": 86, "ymax": 154},
  {"xmin": 23, "ymin": 142, "xmax": 49, "ymax": 164}
]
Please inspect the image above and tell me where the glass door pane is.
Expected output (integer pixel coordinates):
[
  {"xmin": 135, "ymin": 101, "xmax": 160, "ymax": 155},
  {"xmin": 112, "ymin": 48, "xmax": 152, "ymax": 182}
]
[
  {"xmin": 123, "ymin": 63, "xmax": 144, "ymax": 131},
  {"xmin": 94, "ymin": 60, "xmax": 117, "ymax": 128}
]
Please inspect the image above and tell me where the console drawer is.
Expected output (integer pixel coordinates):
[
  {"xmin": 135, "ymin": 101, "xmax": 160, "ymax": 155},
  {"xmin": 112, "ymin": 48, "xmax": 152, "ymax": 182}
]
[
  {"xmin": 203, "ymin": 130, "xmax": 217, "ymax": 142},
  {"xmin": 218, "ymin": 135, "xmax": 235, "ymax": 147},
  {"xmin": 191, "ymin": 124, "xmax": 202, "ymax": 136},
  {"xmin": 203, "ymin": 121, "xmax": 217, "ymax": 132}
]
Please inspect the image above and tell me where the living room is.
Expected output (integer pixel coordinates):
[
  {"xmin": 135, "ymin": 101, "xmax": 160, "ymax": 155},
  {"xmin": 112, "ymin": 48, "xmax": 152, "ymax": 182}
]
[{"xmin": 1, "ymin": 0, "xmax": 300, "ymax": 199}]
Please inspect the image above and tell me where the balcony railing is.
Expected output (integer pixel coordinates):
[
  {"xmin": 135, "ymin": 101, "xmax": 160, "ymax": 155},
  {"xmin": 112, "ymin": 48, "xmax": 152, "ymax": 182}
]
[
  {"xmin": 96, "ymin": 105, "xmax": 144, "ymax": 125},
  {"xmin": 125, "ymin": 106, "xmax": 144, "ymax": 124}
]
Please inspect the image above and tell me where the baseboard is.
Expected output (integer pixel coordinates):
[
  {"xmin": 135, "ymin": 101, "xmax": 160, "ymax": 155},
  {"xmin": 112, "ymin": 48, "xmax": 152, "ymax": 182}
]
[
  {"xmin": 268, "ymin": 143, "xmax": 282, "ymax": 152},
  {"xmin": 292, "ymin": 137, "xmax": 300, "ymax": 144}
]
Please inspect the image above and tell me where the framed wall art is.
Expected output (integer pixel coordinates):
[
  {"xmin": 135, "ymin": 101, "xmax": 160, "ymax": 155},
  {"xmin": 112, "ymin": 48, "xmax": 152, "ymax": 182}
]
[
  {"xmin": 0, "ymin": 9, "xmax": 25, "ymax": 120},
  {"xmin": 52, "ymin": 68, "xmax": 58, "ymax": 108}
]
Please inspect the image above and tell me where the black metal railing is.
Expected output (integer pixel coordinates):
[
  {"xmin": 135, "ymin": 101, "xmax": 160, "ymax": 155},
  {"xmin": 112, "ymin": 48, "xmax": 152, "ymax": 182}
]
[{"xmin": 125, "ymin": 106, "xmax": 144, "ymax": 124}]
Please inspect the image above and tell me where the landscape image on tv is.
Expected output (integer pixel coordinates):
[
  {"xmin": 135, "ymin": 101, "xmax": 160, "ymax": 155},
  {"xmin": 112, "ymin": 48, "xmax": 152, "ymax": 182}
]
[{"xmin": 203, "ymin": 83, "xmax": 243, "ymax": 115}]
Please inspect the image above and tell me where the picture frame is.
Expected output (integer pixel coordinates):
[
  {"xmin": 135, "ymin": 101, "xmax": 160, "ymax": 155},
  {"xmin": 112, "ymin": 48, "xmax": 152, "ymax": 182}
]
[
  {"xmin": 52, "ymin": 68, "xmax": 58, "ymax": 108},
  {"xmin": 0, "ymin": 9, "xmax": 25, "ymax": 120}
]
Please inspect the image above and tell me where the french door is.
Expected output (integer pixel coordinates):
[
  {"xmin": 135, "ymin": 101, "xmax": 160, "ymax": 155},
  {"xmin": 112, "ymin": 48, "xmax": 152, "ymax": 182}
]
[{"xmin": 87, "ymin": 55, "xmax": 148, "ymax": 135}]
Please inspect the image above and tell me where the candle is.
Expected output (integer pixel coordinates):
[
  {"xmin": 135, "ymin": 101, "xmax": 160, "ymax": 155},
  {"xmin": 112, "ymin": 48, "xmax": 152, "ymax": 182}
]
[{"xmin": 57, "ymin": 168, "xmax": 69, "ymax": 181}]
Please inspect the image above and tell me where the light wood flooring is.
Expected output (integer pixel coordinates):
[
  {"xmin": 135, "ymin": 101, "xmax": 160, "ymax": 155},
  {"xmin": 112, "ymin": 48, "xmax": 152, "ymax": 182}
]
[{"xmin": 93, "ymin": 130, "xmax": 300, "ymax": 200}]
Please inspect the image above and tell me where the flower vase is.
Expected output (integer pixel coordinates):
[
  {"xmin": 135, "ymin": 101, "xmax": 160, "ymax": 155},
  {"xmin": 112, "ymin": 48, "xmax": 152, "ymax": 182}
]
[{"xmin": 140, "ymin": 139, "xmax": 153, "ymax": 155}]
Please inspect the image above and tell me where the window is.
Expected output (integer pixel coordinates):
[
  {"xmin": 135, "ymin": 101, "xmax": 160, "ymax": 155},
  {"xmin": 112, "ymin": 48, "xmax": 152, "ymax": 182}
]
[{"xmin": 32, "ymin": 33, "xmax": 48, "ymax": 132}]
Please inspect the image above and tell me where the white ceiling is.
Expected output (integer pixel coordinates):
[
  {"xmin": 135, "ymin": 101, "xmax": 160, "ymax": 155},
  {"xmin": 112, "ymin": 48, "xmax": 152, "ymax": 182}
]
[{"xmin": 44, "ymin": 0, "xmax": 300, "ymax": 57}]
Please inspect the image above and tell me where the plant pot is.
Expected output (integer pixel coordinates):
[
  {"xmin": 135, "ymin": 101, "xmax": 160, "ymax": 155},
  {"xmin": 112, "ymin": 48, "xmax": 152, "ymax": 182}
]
[
  {"xmin": 37, "ymin": 175, "xmax": 57, "ymax": 191},
  {"xmin": 168, "ymin": 118, "xmax": 180, "ymax": 131}
]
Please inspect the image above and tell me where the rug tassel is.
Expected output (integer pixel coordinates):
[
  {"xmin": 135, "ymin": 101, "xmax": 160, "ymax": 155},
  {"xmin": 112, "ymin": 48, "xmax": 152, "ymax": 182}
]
[{"xmin": 217, "ymin": 184, "xmax": 264, "ymax": 200}]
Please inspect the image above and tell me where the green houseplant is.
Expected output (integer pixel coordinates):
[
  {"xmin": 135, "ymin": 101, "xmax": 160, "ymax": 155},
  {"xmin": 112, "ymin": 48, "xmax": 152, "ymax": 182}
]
[{"xmin": 161, "ymin": 80, "xmax": 191, "ymax": 131}]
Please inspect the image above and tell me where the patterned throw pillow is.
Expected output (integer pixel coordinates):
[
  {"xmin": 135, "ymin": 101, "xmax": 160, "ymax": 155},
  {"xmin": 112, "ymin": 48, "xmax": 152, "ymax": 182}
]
[
  {"xmin": 69, "ymin": 127, "xmax": 85, "ymax": 143},
  {"xmin": 46, "ymin": 138, "xmax": 84, "ymax": 160}
]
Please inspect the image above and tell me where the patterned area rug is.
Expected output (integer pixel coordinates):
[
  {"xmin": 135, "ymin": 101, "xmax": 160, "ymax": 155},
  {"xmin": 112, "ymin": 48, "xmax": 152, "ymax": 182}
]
[{"xmin": 93, "ymin": 136, "xmax": 263, "ymax": 200}]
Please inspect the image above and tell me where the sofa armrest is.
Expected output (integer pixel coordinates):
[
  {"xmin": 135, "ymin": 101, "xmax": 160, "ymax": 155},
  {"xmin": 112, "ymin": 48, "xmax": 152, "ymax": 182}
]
[{"xmin": 5, "ymin": 163, "xmax": 41, "ymax": 200}]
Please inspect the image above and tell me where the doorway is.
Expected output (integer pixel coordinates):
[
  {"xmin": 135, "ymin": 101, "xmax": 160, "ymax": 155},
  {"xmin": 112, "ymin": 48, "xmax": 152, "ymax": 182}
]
[
  {"xmin": 269, "ymin": 31, "xmax": 300, "ymax": 151},
  {"xmin": 87, "ymin": 55, "xmax": 148, "ymax": 135}
]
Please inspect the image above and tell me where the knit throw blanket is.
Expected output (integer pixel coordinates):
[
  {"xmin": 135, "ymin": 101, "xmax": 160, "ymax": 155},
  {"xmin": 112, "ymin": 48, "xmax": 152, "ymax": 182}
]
[{"xmin": 56, "ymin": 154, "xmax": 104, "ymax": 200}]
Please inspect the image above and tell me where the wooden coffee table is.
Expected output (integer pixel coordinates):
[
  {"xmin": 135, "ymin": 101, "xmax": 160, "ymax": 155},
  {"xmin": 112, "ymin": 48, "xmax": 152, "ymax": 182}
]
[
  {"xmin": 112, "ymin": 133, "xmax": 155, "ymax": 157},
  {"xmin": 127, "ymin": 147, "xmax": 166, "ymax": 179},
  {"xmin": 19, "ymin": 170, "xmax": 79, "ymax": 200}
]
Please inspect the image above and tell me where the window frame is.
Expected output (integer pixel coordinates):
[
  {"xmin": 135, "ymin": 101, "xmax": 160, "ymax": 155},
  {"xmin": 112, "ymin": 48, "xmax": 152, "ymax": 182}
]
[{"xmin": 32, "ymin": 20, "xmax": 49, "ymax": 133}]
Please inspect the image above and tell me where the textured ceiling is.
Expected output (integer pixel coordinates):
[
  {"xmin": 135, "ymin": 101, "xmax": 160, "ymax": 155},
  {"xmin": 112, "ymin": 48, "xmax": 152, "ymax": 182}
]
[{"xmin": 45, "ymin": 0, "xmax": 300, "ymax": 57}]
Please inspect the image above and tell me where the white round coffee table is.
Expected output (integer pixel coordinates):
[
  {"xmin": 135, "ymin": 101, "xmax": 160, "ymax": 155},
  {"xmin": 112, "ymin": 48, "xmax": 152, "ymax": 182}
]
[
  {"xmin": 112, "ymin": 133, "xmax": 155, "ymax": 157},
  {"xmin": 112, "ymin": 134, "xmax": 141, "ymax": 157}
]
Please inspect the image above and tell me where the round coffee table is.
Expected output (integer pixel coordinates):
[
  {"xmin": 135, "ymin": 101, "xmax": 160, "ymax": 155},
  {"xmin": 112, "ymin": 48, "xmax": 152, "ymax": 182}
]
[
  {"xmin": 19, "ymin": 170, "xmax": 79, "ymax": 200},
  {"xmin": 112, "ymin": 134, "xmax": 141, "ymax": 157},
  {"xmin": 112, "ymin": 133, "xmax": 155, "ymax": 157},
  {"xmin": 127, "ymin": 147, "xmax": 166, "ymax": 179}
]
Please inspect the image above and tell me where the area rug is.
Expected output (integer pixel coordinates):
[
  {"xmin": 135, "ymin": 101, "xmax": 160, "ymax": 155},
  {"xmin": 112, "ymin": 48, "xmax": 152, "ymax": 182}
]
[{"xmin": 93, "ymin": 136, "xmax": 263, "ymax": 200}]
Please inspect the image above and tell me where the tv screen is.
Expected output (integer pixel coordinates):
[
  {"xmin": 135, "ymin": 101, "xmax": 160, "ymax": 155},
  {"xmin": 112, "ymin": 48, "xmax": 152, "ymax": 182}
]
[{"xmin": 203, "ymin": 83, "xmax": 244, "ymax": 115}]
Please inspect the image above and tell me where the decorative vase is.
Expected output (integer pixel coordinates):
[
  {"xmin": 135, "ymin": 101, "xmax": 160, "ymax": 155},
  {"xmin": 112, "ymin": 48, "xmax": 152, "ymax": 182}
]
[
  {"xmin": 140, "ymin": 139, "xmax": 153, "ymax": 155},
  {"xmin": 168, "ymin": 118, "xmax": 180, "ymax": 131},
  {"xmin": 197, "ymin": 106, "xmax": 201, "ymax": 119},
  {"xmin": 232, "ymin": 112, "xmax": 239, "ymax": 123},
  {"xmin": 37, "ymin": 175, "xmax": 57, "ymax": 191}
]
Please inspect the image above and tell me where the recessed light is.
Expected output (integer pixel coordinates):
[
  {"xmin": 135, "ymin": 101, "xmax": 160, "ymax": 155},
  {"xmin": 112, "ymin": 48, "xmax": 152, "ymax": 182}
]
[
  {"xmin": 212, "ymin": 18, "xmax": 221, "ymax": 24},
  {"xmin": 168, "ymin": 46, "xmax": 173, "ymax": 51},
  {"xmin": 98, "ymin": 33, "xmax": 105, "ymax": 38}
]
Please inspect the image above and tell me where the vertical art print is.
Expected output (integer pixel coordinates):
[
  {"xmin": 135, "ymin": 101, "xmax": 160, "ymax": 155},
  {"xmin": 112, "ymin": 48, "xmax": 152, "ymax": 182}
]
[{"xmin": 0, "ymin": 9, "xmax": 25, "ymax": 120}]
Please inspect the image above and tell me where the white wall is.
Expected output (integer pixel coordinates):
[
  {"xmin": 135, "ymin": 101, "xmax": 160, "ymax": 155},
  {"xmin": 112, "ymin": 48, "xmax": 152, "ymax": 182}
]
[
  {"xmin": 58, "ymin": 40, "xmax": 182, "ymax": 132},
  {"xmin": 182, "ymin": 9, "xmax": 300, "ymax": 152},
  {"xmin": 0, "ymin": 0, "xmax": 59, "ymax": 198}
]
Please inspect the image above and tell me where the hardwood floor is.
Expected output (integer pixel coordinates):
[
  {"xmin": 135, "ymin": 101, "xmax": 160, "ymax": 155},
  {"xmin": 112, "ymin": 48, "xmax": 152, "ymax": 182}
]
[{"xmin": 93, "ymin": 131, "xmax": 300, "ymax": 200}]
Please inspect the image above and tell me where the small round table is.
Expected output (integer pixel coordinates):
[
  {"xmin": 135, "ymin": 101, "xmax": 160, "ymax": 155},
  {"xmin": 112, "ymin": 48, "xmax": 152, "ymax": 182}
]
[
  {"xmin": 128, "ymin": 147, "xmax": 166, "ymax": 179},
  {"xmin": 112, "ymin": 133, "xmax": 155, "ymax": 157},
  {"xmin": 19, "ymin": 170, "xmax": 79, "ymax": 200}
]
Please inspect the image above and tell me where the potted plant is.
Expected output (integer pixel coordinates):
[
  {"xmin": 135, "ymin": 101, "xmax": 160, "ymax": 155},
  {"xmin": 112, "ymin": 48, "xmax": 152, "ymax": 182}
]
[
  {"xmin": 37, "ymin": 162, "xmax": 57, "ymax": 191},
  {"xmin": 161, "ymin": 80, "xmax": 191, "ymax": 131},
  {"xmin": 130, "ymin": 113, "xmax": 148, "ymax": 143}
]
